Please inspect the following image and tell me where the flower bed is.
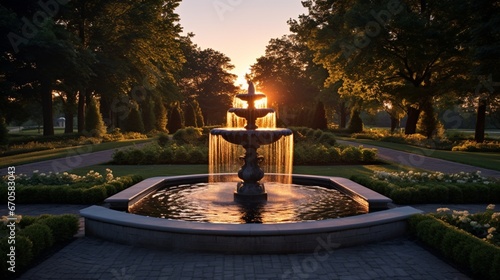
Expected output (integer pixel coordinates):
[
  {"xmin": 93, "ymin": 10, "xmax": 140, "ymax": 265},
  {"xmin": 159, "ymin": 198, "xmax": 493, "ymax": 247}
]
[
  {"xmin": 351, "ymin": 171, "xmax": 500, "ymax": 204},
  {"xmin": 0, "ymin": 214, "xmax": 79, "ymax": 280},
  {"xmin": 0, "ymin": 169, "xmax": 142, "ymax": 204},
  {"xmin": 409, "ymin": 207, "xmax": 500, "ymax": 280}
]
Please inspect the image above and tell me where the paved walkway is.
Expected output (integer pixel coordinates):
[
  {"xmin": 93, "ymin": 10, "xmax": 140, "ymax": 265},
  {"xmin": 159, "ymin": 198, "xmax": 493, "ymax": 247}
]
[
  {"xmin": 338, "ymin": 140, "xmax": 500, "ymax": 178},
  {"xmin": 1, "ymin": 203, "xmax": 479, "ymax": 279},
  {"xmin": 3, "ymin": 141, "xmax": 499, "ymax": 279},
  {"xmin": 0, "ymin": 142, "xmax": 148, "ymax": 176}
]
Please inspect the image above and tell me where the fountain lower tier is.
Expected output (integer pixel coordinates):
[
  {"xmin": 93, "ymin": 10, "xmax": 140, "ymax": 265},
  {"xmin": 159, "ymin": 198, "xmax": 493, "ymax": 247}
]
[{"xmin": 81, "ymin": 174, "xmax": 422, "ymax": 253}]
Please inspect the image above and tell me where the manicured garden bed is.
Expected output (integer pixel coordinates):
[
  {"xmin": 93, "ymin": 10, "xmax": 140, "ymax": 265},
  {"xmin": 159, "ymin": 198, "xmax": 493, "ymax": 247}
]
[
  {"xmin": 0, "ymin": 169, "xmax": 142, "ymax": 204},
  {"xmin": 409, "ymin": 206, "xmax": 500, "ymax": 280},
  {"xmin": 0, "ymin": 214, "xmax": 79, "ymax": 279},
  {"xmin": 351, "ymin": 170, "xmax": 500, "ymax": 204}
]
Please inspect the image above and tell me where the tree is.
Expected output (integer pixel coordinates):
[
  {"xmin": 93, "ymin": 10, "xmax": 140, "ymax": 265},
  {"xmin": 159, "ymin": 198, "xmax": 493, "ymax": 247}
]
[
  {"xmin": 177, "ymin": 35, "xmax": 238, "ymax": 125},
  {"xmin": 141, "ymin": 97, "xmax": 156, "ymax": 133},
  {"xmin": 311, "ymin": 101, "xmax": 328, "ymax": 129},
  {"xmin": 122, "ymin": 101, "xmax": 145, "ymax": 133},
  {"xmin": 249, "ymin": 35, "xmax": 330, "ymax": 127},
  {"xmin": 467, "ymin": 1, "xmax": 500, "ymax": 142},
  {"xmin": 153, "ymin": 97, "xmax": 168, "ymax": 132},
  {"xmin": 291, "ymin": 0, "xmax": 473, "ymax": 135},
  {"xmin": 0, "ymin": 1, "xmax": 95, "ymax": 136},
  {"xmin": 167, "ymin": 103, "xmax": 183, "ymax": 134},
  {"xmin": 84, "ymin": 98, "xmax": 106, "ymax": 137}
]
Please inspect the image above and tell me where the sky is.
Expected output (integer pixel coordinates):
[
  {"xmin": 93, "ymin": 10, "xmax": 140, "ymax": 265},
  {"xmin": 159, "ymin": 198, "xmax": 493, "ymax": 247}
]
[{"xmin": 176, "ymin": 0, "xmax": 307, "ymax": 87}]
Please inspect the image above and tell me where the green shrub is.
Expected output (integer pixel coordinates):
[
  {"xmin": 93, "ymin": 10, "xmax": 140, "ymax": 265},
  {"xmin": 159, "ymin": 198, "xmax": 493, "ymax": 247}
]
[
  {"xmin": 39, "ymin": 214, "xmax": 79, "ymax": 243},
  {"xmin": 84, "ymin": 98, "xmax": 107, "ymax": 137},
  {"xmin": 82, "ymin": 186, "xmax": 108, "ymax": 204},
  {"xmin": 188, "ymin": 148, "xmax": 206, "ymax": 164},
  {"xmin": 158, "ymin": 132, "xmax": 170, "ymax": 146},
  {"xmin": 19, "ymin": 216, "xmax": 38, "ymax": 228},
  {"xmin": 361, "ymin": 148, "xmax": 377, "ymax": 162},
  {"xmin": 409, "ymin": 214, "xmax": 500, "ymax": 280},
  {"xmin": 173, "ymin": 127, "xmax": 203, "ymax": 144},
  {"xmin": 19, "ymin": 224, "xmax": 53, "ymax": 257},
  {"xmin": 340, "ymin": 146, "xmax": 363, "ymax": 163},
  {"xmin": 0, "ymin": 235, "xmax": 33, "ymax": 277}
]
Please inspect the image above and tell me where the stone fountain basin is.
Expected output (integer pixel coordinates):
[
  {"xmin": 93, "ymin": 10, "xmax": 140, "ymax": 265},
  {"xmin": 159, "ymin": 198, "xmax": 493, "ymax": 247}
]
[
  {"xmin": 211, "ymin": 128, "xmax": 292, "ymax": 146},
  {"xmin": 80, "ymin": 174, "xmax": 422, "ymax": 253}
]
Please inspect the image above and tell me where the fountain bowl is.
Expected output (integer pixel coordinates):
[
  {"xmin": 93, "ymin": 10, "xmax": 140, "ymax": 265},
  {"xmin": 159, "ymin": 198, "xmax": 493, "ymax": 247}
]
[
  {"xmin": 211, "ymin": 128, "xmax": 292, "ymax": 146},
  {"xmin": 80, "ymin": 174, "xmax": 422, "ymax": 253}
]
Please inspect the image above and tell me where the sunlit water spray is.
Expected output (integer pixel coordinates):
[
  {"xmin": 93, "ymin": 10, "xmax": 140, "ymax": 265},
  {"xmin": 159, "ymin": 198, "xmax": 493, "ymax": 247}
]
[{"xmin": 209, "ymin": 94, "xmax": 293, "ymax": 184}]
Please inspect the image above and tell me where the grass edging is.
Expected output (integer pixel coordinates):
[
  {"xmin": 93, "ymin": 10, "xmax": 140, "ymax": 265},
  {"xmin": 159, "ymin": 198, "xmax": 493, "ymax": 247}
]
[{"xmin": 408, "ymin": 214, "xmax": 500, "ymax": 280}]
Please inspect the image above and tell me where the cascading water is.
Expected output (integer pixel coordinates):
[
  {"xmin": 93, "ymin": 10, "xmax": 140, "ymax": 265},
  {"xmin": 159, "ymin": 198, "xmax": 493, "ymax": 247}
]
[{"xmin": 209, "ymin": 82, "xmax": 294, "ymax": 194}]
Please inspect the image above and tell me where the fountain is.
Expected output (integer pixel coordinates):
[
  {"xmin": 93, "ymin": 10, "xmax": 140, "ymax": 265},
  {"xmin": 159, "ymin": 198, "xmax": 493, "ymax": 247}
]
[
  {"xmin": 210, "ymin": 81, "xmax": 292, "ymax": 201},
  {"xmin": 80, "ymin": 79, "xmax": 422, "ymax": 253}
]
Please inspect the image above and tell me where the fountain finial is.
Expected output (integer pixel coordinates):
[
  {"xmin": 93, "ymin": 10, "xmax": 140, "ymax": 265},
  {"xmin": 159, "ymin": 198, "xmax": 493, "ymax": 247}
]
[{"xmin": 248, "ymin": 80, "xmax": 255, "ymax": 95}]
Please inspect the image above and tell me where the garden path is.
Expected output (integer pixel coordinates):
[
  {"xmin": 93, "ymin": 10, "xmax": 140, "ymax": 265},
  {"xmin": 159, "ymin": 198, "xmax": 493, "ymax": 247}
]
[{"xmin": 337, "ymin": 140, "xmax": 500, "ymax": 178}]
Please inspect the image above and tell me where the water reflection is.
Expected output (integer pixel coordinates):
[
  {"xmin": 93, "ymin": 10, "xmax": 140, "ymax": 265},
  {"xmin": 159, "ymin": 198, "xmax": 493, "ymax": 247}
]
[{"xmin": 129, "ymin": 182, "xmax": 368, "ymax": 224}]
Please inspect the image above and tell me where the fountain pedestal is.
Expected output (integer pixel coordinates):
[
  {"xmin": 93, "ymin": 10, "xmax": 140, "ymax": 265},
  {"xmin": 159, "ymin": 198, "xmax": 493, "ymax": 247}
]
[{"xmin": 210, "ymin": 81, "xmax": 292, "ymax": 201}]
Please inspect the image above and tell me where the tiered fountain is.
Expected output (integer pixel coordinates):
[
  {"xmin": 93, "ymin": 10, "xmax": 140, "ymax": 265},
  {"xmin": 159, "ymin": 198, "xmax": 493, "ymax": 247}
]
[
  {"xmin": 211, "ymin": 81, "xmax": 292, "ymax": 201},
  {"xmin": 80, "ymin": 78, "xmax": 421, "ymax": 253}
]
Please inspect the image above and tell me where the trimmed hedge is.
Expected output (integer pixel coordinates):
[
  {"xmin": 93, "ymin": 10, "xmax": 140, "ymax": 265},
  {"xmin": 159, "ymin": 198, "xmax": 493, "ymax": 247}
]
[
  {"xmin": 0, "ymin": 175, "xmax": 142, "ymax": 204},
  {"xmin": 409, "ymin": 214, "xmax": 500, "ymax": 280},
  {"xmin": 0, "ymin": 214, "xmax": 79, "ymax": 279},
  {"xmin": 350, "ymin": 175, "xmax": 500, "ymax": 204}
]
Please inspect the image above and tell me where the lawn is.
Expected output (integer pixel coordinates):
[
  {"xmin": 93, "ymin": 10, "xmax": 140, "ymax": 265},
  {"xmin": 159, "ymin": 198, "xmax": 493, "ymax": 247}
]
[{"xmin": 0, "ymin": 138, "xmax": 153, "ymax": 168}]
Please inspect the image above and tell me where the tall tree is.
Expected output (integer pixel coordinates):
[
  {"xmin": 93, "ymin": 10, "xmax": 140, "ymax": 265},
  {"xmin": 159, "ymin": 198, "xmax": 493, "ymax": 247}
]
[
  {"xmin": 249, "ymin": 35, "xmax": 330, "ymax": 126},
  {"xmin": 468, "ymin": 1, "xmax": 500, "ymax": 142},
  {"xmin": 291, "ymin": 0, "xmax": 472, "ymax": 134},
  {"xmin": 177, "ymin": 35, "xmax": 238, "ymax": 125}
]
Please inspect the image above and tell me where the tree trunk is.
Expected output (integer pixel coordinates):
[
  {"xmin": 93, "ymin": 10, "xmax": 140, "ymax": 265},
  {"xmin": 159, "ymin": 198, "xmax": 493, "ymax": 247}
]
[
  {"xmin": 41, "ymin": 80, "xmax": 54, "ymax": 136},
  {"xmin": 475, "ymin": 101, "xmax": 486, "ymax": 143},
  {"xmin": 405, "ymin": 106, "xmax": 421, "ymax": 135},
  {"xmin": 339, "ymin": 102, "xmax": 348, "ymax": 129},
  {"xmin": 64, "ymin": 91, "xmax": 77, "ymax": 133},
  {"xmin": 77, "ymin": 90, "xmax": 85, "ymax": 133},
  {"xmin": 390, "ymin": 115, "xmax": 399, "ymax": 133}
]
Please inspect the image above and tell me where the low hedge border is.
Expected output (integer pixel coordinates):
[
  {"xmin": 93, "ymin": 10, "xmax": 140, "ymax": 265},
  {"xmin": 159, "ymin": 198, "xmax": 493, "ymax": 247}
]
[
  {"xmin": 350, "ymin": 175, "xmax": 500, "ymax": 204},
  {"xmin": 0, "ymin": 214, "xmax": 79, "ymax": 279},
  {"xmin": 0, "ymin": 175, "xmax": 142, "ymax": 204},
  {"xmin": 409, "ymin": 214, "xmax": 500, "ymax": 280}
]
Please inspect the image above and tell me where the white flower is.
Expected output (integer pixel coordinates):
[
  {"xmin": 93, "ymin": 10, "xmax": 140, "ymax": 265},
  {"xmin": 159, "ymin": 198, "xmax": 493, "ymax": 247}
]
[
  {"xmin": 487, "ymin": 204, "xmax": 495, "ymax": 210},
  {"xmin": 437, "ymin": 208, "xmax": 451, "ymax": 213},
  {"xmin": 488, "ymin": 227, "xmax": 496, "ymax": 234},
  {"xmin": 470, "ymin": 221, "xmax": 479, "ymax": 227},
  {"xmin": 484, "ymin": 224, "xmax": 490, "ymax": 228}
]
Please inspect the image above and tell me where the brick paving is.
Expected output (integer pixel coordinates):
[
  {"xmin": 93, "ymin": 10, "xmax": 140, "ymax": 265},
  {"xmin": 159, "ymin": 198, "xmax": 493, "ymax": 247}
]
[
  {"xmin": 1, "ymin": 204, "xmax": 479, "ymax": 279},
  {"xmin": 17, "ymin": 236, "xmax": 469, "ymax": 280}
]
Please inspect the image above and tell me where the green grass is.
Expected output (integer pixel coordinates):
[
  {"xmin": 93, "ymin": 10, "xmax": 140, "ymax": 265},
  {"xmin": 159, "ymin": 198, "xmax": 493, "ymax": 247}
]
[
  {"xmin": 344, "ymin": 138, "xmax": 500, "ymax": 171},
  {"xmin": 70, "ymin": 163, "xmax": 415, "ymax": 180},
  {"xmin": 8, "ymin": 127, "xmax": 73, "ymax": 135},
  {"xmin": 0, "ymin": 139, "xmax": 153, "ymax": 168}
]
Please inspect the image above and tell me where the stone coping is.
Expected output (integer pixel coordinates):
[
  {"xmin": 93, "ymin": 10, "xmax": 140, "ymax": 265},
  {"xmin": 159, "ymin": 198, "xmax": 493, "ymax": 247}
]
[
  {"xmin": 80, "ymin": 205, "xmax": 422, "ymax": 236},
  {"xmin": 104, "ymin": 174, "xmax": 393, "ymax": 211}
]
